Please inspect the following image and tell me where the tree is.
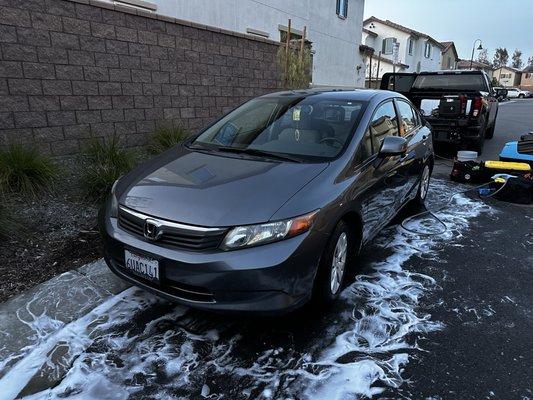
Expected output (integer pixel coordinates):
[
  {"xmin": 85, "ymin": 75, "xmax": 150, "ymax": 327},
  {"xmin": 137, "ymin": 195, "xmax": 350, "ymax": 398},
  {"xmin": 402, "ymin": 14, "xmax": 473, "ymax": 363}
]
[
  {"xmin": 511, "ymin": 49, "xmax": 523, "ymax": 69},
  {"xmin": 277, "ymin": 42, "xmax": 312, "ymax": 89},
  {"xmin": 477, "ymin": 48, "xmax": 489, "ymax": 64},
  {"xmin": 493, "ymin": 48, "xmax": 509, "ymax": 68},
  {"xmin": 528, "ymin": 56, "xmax": 533, "ymax": 67}
]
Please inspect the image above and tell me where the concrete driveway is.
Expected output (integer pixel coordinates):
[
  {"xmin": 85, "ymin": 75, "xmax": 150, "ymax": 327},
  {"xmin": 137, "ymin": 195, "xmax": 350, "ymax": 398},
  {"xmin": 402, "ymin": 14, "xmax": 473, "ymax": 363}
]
[{"xmin": 0, "ymin": 101, "xmax": 531, "ymax": 400}]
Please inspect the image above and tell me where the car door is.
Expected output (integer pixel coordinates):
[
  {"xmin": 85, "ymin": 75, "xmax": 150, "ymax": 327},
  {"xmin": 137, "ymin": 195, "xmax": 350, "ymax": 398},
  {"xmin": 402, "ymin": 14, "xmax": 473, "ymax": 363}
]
[
  {"xmin": 394, "ymin": 98, "xmax": 429, "ymax": 205},
  {"xmin": 355, "ymin": 100, "xmax": 405, "ymax": 239}
]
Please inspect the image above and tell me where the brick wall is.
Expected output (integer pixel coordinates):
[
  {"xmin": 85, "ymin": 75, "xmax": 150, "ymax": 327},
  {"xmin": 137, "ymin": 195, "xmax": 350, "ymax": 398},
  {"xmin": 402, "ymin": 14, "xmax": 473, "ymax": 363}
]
[{"xmin": 0, "ymin": 0, "xmax": 281, "ymax": 155}]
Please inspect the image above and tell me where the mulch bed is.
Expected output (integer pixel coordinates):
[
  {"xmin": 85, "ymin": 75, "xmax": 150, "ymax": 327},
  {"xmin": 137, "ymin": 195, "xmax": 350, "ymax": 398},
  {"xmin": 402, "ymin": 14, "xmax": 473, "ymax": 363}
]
[{"xmin": 0, "ymin": 158, "xmax": 102, "ymax": 303}]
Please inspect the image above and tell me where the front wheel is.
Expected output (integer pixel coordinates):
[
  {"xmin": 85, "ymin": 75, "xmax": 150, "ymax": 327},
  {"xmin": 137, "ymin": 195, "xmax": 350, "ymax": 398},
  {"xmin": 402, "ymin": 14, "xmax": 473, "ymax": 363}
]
[
  {"xmin": 519, "ymin": 94, "xmax": 525, "ymax": 99},
  {"xmin": 313, "ymin": 221, "xmax": 354, "ymax": 305}
]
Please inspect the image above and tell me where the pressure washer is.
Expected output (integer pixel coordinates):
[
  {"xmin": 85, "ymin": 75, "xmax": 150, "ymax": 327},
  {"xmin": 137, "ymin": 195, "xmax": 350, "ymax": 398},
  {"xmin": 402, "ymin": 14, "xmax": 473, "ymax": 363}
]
[
  {"xmin": 401, "ymin": 144, "xmax": 533, "ymax": 236},
  {"xmin": 499, "ymin": 132, "xmax": 533, "ymax": 167}
]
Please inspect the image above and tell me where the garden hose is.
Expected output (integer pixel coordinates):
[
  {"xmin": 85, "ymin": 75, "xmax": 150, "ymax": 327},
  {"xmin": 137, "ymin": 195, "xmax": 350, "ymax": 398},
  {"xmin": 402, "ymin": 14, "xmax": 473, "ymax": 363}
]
[{"xmin": 400, "ymin": 180, "xmax": 508, "ymax": 236}]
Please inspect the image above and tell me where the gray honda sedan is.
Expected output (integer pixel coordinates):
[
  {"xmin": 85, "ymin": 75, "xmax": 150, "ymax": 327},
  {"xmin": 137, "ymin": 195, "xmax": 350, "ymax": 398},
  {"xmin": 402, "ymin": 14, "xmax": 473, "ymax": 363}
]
[{"xmin": 99, "ymin": 89, "xmax": 433, "ymax": 314}]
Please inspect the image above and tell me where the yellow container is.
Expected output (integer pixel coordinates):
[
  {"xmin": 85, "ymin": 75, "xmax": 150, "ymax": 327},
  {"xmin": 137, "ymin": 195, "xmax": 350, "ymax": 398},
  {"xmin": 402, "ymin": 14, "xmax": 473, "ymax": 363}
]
[{"xmin": 484, "ymin": 160, "xmax": 531, "ymax": 172}]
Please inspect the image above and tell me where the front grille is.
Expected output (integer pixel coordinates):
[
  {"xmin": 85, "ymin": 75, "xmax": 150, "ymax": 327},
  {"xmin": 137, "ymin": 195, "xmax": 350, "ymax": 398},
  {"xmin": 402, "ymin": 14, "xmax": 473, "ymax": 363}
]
[{"xmin": 118, "ymin": 206, "xmax": 227, "ymax": 251}]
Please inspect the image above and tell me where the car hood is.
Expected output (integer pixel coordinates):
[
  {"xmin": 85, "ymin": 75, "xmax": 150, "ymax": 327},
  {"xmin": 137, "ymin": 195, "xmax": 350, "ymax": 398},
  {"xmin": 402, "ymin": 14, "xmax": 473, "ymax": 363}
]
[{"xmin": 119, "ymin": 148, "xmax": 328, "ymax": 227}]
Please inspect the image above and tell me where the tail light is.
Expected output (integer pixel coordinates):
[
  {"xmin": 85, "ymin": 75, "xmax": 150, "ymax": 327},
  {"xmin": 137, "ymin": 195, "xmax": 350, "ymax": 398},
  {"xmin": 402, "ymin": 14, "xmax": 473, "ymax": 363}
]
[{"xmin": 472, "ymin": 97, "xmax": 483, "ymax": 117}]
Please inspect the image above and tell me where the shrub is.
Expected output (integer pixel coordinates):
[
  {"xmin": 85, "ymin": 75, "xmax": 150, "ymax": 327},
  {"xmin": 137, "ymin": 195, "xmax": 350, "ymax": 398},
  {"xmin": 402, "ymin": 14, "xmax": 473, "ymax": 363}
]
[
  {"xmin": 277, "ymin": 43, "xmax": 312, "ymax": 89},
  {"xmin": 147, "ymin": 125, "xmax": 189, "ymax": 155},
  {"xmin": 81, "ymin": 136, "xmax": 136, "ymax": 203},
  {"xmin": 0, "ymin": 144, "xmax": 58, "ymax": 197}
]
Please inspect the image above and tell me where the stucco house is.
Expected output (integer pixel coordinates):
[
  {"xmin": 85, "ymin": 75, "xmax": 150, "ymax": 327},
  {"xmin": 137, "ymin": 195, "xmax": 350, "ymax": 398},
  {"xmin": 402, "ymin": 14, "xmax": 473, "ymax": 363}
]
[
  {"xmin": 519, "ymin": 65, "xmax": 533, "ymax": 91},
  {"xmin": 362, "ymin": 53, "xmax": 409, "ymax": 88},
  {"xmin": 493, "ymin": 66, "xmax": 522, "ymax": 87},
  {"xmin": 107, "ymin": 0, "xmax": 367, "ymax": 88},
  {"xmin": 362, "ymin": 17, "xmax": 444, "ymax": 77},
  {"xmin": 440, "ymin": 41, "xmax": 459, "ymax": 70},
  {"xmin": 456, "ymin": 59, "xmax": 494, "ymax": 78}
]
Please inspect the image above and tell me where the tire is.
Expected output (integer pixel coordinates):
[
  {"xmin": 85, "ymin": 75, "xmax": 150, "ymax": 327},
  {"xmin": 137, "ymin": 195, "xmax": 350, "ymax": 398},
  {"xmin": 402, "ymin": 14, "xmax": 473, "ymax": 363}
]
[
  {"xmin": 413, "ymin": 163, "xmax": 431, "ymax": 206},
  {"xmin": 313, "ymin": 220, "xmax": 354, "ymax": 305},
  {"xmin": 519, "ymin": 94, "xmax": 525, "ymax": 99},
  {"xmin": 470, "ymin": 123, "xmax": 486, "ymax": 154},
  {"xmin": 485, "ymin": 124, "xmax": 495, "ymax": 139},
  {"xmin": 471, "ymin": 135, "xmax": 484, "ymax": 155},
  {"xmin": 485, "ymin": 111, "xmax": 497, "ymax": 139}
]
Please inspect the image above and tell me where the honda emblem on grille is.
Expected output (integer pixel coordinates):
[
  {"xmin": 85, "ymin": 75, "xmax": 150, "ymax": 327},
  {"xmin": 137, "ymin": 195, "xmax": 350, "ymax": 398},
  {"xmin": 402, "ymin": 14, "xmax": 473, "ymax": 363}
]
[{"xmin": 144, "ymin": 219, "xmax": 162, "ymax": 240}]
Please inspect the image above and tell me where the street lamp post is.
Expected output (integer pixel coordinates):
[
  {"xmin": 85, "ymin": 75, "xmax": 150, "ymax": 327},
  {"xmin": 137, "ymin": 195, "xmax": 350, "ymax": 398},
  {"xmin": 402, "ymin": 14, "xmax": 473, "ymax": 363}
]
[{"xmin": 470, "ymin": 39, "xmax": 483, "ymax": 69}]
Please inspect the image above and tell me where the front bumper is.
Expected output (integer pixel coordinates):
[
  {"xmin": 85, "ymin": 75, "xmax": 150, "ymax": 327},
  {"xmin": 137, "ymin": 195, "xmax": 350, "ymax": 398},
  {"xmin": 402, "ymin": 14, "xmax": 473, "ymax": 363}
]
[{"xmin": 98, "ymin": 206, "xmax": 327, "ymax": 314}]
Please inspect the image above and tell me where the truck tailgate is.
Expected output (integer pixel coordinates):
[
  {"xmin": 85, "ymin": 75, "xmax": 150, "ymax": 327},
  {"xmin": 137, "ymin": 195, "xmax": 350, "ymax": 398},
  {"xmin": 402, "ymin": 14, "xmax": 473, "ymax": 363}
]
[{"xmin": 420, "ymin": 98, "xmax": 472, "ymax": 118}]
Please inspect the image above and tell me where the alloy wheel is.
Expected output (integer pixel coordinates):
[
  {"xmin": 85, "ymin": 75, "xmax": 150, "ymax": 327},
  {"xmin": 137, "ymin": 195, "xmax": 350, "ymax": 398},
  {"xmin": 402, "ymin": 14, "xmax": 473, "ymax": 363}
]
[
  {"xmin": 330, "ymin": 232, "xmax": 348, "ymax": 294},
  {"xmin": 420, "ymin": 165, "xmax": 430, "ymax": 200}
]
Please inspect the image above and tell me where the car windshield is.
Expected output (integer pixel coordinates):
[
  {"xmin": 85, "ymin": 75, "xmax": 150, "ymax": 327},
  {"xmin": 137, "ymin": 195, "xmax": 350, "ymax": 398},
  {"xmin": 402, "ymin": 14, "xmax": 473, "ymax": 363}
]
[
  {"xmin": 191, "ymin": 96, "xmax": 367, "ymax": 162},
  {"xmin": 413, "ymin": 74, "xmax": 487, "ymax": 91}
]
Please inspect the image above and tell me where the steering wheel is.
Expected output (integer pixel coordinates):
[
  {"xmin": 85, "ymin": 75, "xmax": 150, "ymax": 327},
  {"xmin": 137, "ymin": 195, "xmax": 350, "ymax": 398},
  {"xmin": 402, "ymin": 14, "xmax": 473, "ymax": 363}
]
[{"xmin": 319, "ymin": 137, "xmax": 344, "ymax": 148}]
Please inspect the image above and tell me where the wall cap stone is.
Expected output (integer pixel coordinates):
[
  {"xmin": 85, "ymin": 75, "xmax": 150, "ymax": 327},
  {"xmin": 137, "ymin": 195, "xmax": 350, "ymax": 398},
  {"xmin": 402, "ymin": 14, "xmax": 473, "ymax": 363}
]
[{"xmin": 67, "ymin": 0, "xmax": 282, "ymax": 46}]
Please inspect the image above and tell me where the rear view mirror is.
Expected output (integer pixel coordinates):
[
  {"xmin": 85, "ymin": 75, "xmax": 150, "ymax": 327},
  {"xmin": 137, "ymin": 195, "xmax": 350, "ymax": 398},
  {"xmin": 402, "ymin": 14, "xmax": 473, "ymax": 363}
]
[{"xmin": 378, "ymin": 136, "xmax": 408, "ymax": 157}]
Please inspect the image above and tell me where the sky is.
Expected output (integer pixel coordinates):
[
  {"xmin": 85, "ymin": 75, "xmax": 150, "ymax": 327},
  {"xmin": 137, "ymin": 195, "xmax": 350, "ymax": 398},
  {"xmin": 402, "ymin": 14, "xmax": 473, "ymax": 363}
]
[{"xmin": 363, "ymin": 0, "xmax": 533, "ymax": 67}]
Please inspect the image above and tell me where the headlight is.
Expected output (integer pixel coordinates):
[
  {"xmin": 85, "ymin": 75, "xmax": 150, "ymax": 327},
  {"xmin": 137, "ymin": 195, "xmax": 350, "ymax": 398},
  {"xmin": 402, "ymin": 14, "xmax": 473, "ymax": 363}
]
[
  {"xmin": 109, "ymin": 179, "xmax": 120, "ymax": 217},
  {"xmin": 221, "ymin": 210, "xmax": 318, "ymax": 250}
]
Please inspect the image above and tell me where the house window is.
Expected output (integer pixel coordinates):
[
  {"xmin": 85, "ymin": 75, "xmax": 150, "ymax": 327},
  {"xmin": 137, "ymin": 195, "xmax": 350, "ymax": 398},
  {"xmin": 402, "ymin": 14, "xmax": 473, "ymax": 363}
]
[
  {"xmin": 279, "ymin": 27, "xmax": 302, "ymax": 43},
  {"xmin": 336, "ymin": 0, "xmax": 348, "ymax": 18},
  {"xmin": 447, "ymin": 57, "xmax": 452, "ymax": 69},
  {"xmin": 408, "ymin": 39, "xmax": 413, "ymax": 56},
  {"xmin": 382, "ymin": 37, "xmax": 396, "ymax": 55},
  {"xmin": 424, "ymin": 42, "xmax": 432, "ymax": 58}
]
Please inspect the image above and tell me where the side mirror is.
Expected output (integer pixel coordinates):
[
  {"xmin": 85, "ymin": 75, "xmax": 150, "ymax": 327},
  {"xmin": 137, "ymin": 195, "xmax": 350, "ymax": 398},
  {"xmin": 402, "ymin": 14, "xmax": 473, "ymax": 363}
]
[
  {"xmin": 494, "ymin": 88, "xmax": 508, "ymax": 98},
  {"xmin": 378, "ymin": 136, "xmax": 408, "ymax": 157}
]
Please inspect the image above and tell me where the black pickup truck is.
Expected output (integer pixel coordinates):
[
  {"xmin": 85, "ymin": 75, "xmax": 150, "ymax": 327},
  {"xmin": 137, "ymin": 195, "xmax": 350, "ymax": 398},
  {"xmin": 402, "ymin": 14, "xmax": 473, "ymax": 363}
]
[{"xmin": 381, "ymin": 70, "xmax": 499, "ymax": 154}]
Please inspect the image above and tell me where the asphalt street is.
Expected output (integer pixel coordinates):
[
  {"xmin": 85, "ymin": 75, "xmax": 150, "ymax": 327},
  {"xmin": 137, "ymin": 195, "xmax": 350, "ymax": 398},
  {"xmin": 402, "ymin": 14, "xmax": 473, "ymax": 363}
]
[
  {"xmin": 0, "ymin": 100, "xmax": 531, "ymax": 400},
  {"xmin": 485, "ymin": 98, "xmax": 533, "ymax": 160}
]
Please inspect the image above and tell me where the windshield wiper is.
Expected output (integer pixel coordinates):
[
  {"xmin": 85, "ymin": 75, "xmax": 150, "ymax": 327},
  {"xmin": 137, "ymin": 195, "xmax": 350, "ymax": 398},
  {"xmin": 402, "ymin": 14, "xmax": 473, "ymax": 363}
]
[
  {"xmin": 215, "ymin": 147, "xmax": 303, "ymax": 163},
  {"xmin": 187, "ymin": 142, "xmax": 220, "ymax": 152}
]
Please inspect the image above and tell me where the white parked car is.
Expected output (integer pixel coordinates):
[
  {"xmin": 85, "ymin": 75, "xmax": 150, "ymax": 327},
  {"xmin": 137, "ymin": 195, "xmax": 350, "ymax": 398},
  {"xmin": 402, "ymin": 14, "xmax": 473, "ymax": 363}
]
[{"xmin": 506, "ymin": 88, "xmax": 531, "ymax": 99}]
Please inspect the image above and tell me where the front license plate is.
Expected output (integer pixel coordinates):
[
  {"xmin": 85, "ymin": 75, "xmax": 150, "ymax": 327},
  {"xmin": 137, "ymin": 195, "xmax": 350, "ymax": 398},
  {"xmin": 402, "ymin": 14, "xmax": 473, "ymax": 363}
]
[{"xmin": 124, "ymin": 250, "xmax": 160, "ymax": 283}]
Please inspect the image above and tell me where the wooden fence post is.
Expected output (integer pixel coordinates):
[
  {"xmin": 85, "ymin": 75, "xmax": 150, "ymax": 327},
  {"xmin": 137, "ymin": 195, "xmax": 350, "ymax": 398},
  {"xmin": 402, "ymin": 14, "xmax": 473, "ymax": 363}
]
[{"xmin": 284, "ymin": 19, "xmax": 291, "ymax": 89}]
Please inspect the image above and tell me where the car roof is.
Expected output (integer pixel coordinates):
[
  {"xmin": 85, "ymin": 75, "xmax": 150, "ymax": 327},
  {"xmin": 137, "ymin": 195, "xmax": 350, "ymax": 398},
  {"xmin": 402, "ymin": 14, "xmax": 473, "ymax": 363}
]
[{"xmin": 259, "ymin": 88, "xmax": 394, "ymax": 102}]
